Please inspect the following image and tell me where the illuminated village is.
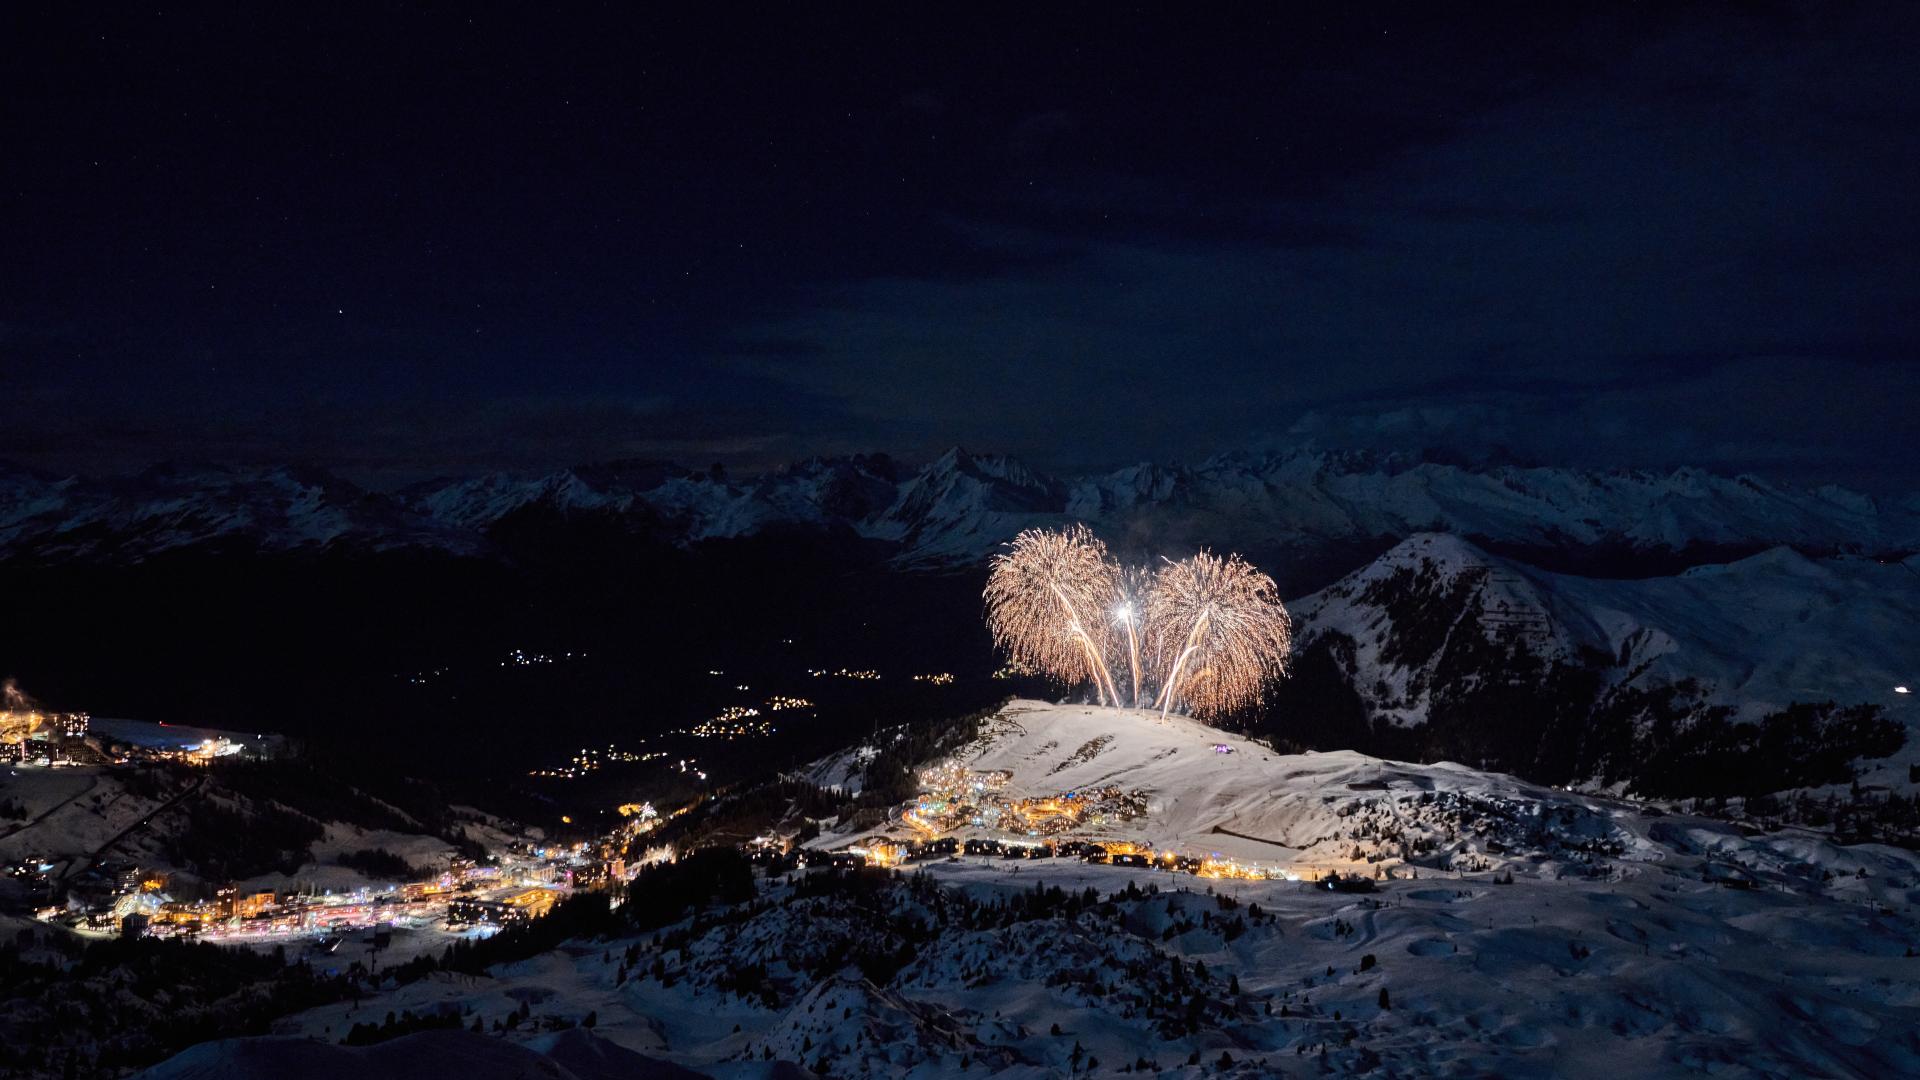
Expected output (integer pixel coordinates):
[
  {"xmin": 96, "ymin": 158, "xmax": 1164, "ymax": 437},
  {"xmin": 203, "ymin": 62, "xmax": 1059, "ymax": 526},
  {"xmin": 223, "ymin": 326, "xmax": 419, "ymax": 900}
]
[
  {"xmin": 3, "ymin": 660, "xmax": 1468, "ymax": 981},
  {"xmin": 14, "ymin": 782, "xmax": 664, "ymax": 948},
  {"xmin": 831, "ymin": 755, "xmax": 1305, "ymax": 884},
  {"xmin": 36, "ymin": 855, "xmax": 573, "ymax": 946},
  {"xmin": 2, "ymin": 678, "xmax": 93, "ymax": 765}
]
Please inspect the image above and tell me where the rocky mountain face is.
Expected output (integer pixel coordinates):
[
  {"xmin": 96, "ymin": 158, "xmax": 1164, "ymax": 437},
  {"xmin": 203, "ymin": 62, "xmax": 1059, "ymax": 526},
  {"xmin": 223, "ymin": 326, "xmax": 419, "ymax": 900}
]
[
  {"xmin": 1272, "ymin": 534, "xmax": 1917, "ymax": 796},
  {"xmin": 1288, "ymin": 534, "xmax": 1920, "ymax": 724},
  {"xmin": 4, "ymin": 448, "xmax": 1916, "ymax": 572}
]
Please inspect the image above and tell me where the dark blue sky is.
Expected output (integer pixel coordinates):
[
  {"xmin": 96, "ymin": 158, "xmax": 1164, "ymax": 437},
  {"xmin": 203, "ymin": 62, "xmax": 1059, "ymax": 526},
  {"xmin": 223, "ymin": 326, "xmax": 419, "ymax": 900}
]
[{"xmin": 4, "ymin": 5, "xmax": 1917, "ymax": 489}]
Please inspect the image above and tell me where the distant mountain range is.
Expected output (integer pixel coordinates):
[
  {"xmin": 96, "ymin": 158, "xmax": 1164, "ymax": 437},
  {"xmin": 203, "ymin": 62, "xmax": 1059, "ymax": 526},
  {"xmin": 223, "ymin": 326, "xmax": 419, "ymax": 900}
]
[
  {"xmin": 4, "ymin": 447, "xmax": 1917, "ymax": 573},
  {"xmin": 3, "ymin": 448, "xmax": 1914, "ymax": 807}
]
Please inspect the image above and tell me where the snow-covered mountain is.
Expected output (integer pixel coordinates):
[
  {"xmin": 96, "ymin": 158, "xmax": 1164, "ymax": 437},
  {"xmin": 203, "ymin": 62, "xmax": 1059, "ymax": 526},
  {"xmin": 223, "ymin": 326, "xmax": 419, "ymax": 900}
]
[
  {"xmin": 862, "ymin": 447, "xmax": 1067, "ymax": 558},
  {"xmin": 4, "ymin": 449, "xmax": 1917, "ymax": 569},
  {"xmin": 1289, "ymin": 533, "xmax": 1920, "ymax": 724},
  {"xmin": 1277, "ymin": 533, "xmax": 1918, "ymax": 795}
]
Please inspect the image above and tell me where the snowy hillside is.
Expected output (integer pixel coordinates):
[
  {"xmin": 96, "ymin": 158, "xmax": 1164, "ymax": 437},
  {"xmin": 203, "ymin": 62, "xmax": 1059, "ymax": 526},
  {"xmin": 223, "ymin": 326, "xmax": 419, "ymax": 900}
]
[
  {"xmin": 4, "ymin": 448, "xmax": 1915, "ymax": 568},
  {"xmin": 249, "ymin": 700, "xmax": 1920, "ymax": 1078},
  {"xmin": 136, "ymin": 1027, "xmax": 705, "ymax": 1080},
  {"xmin": 821, "ymin": 701, "xmax": 1638, "ymax": 875}
]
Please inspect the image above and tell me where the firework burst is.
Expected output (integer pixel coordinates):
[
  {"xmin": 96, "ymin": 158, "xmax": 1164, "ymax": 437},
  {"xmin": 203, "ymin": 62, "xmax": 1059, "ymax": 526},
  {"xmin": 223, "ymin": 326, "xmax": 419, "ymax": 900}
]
[
  {"xmin": 984, "ymin": 527, "xmax": 1292, "ymax": 717},
  {"xmin": 1145, "ymin": 550, "xmax": 1292, "ymax": 718},
  {"xmin": 984, "ymin": 525, "xmax": 1124, "ymax": 705}
]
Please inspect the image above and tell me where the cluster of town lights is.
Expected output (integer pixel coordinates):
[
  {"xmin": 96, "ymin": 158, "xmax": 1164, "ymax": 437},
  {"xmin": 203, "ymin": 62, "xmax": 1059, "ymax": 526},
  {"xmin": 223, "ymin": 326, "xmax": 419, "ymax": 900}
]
[
  {"xmin": 528, "ymin": 743, "xmax": 670, "ymax": 779},
  {"xmin": 809, "ymin": 668, "xmax": 881, "ymax": 680},
  {"xmin": 839, "ymin": 835, "xmax": 1299, "ymax": 883}
]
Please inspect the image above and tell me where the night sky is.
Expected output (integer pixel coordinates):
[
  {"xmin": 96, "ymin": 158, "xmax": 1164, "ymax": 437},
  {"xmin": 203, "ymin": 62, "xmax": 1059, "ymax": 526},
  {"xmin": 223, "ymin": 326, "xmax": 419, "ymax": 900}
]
[{"xmin": 4, "ymin": 5, "xmax": 1917, "ymax": 489}]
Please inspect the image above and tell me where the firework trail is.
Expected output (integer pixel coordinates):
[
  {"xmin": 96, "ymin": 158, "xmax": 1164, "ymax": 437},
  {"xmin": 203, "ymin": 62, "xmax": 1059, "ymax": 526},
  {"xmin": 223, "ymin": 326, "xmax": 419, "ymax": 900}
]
[
  {"xmin": 1112, "ymin": 564, "xmax": 1153, "ymax": 709},
  {"xmin": 984, "ymin": 525, "xmax": 1124, "ymax": 706},
  {"xmin": 1145, "ymin": 550, "xmax": 1293, "ymax": 719}
]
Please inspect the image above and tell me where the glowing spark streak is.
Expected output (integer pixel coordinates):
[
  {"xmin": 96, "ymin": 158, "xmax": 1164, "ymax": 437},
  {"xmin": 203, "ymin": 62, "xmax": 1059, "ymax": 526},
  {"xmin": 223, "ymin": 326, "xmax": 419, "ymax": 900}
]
[
  {"xmin": 1051, "ymin": 581, "xmax": 1122, "ymax": 707},
  {"xmin": 1118, "ymin": 604, "xmax": 1143, "ymax": 710},
  {"xmin": 1155, "ymin": 603, "xmax": 1213, "ymax": 719}
]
